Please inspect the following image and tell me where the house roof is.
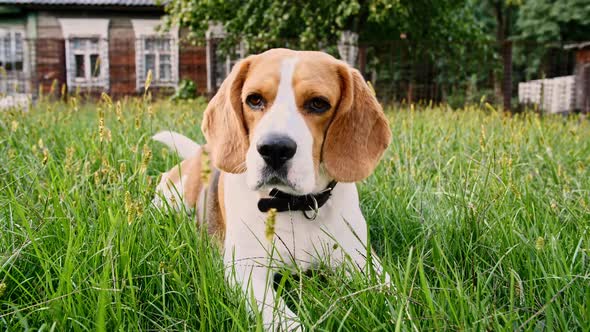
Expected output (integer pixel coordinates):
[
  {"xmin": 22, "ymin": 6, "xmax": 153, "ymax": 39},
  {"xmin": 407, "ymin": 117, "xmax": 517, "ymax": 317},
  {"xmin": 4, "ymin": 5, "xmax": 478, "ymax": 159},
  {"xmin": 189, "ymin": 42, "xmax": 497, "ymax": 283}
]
[{"xmin": 0, "ymin": 0, "xmax": 159, "ymax": 6}]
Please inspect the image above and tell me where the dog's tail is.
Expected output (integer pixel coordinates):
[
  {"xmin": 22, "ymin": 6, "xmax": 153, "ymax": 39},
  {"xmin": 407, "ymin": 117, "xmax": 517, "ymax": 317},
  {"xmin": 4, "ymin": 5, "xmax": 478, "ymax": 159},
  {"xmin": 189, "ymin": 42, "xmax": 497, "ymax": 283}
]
[{"xmin": 152, "ymin": 131, "xmax": 200, "ymax": 160}]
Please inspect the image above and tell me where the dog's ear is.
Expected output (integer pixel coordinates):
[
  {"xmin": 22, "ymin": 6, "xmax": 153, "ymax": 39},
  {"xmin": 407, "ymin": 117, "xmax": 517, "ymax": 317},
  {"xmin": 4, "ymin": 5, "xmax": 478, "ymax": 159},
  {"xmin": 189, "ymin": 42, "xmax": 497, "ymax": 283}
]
[
  {"xmin": 201, "ymin": 58, "xmax": 251, "ymax": 173},
  {"xmin": 323, "ymin": 65, "xmax": 391, "ymax": 182}
]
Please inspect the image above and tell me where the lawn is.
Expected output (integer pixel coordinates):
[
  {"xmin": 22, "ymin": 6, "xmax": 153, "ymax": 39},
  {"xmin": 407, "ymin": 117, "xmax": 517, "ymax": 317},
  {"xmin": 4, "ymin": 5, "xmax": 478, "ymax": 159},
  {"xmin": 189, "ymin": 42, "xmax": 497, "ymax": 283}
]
[{"xmin": 1, "ymin": 96, "xmax": 589, "ymax": 331}]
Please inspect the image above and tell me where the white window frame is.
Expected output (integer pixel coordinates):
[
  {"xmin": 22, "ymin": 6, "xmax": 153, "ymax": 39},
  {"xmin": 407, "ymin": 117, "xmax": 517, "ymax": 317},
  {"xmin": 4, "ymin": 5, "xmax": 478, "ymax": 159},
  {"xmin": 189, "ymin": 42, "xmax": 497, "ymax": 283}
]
[
  {"xmin": 59, "ymin": 19, "xmax": 110, "ymax": 91},
  {"xmin": 132, "ymin": 20, "xmax": 179, "ymax": 91},
  {"xmin": 0, "ymin": 25, "xmax": 28, "ymax": 94},
  {"xmin": 69, "ymin": 37, "xmax": 103, "ymax": 85},
  {"xmin": 140, "ymin": 36, "xmax": 177, "ymax": 86}
]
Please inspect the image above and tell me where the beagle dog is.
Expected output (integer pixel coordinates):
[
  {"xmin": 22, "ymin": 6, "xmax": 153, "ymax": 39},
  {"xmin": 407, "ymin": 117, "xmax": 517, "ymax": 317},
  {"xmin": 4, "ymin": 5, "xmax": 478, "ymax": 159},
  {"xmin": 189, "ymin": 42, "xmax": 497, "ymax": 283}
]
[{"xmin": 153, "ymin": 48, "xmax": 392, "ymax": 331}]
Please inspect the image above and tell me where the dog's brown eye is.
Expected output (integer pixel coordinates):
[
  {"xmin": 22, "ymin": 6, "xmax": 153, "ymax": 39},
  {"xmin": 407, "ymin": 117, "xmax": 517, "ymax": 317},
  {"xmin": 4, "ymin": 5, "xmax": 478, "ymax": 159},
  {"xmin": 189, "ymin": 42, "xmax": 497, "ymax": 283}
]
[
  {"xmin": 246, "ymin": 93, "xmax": 265, "ymax": 110},
  {"xmin": 306, "ymin": 97, "xmax": 331, "ymax": 114}
]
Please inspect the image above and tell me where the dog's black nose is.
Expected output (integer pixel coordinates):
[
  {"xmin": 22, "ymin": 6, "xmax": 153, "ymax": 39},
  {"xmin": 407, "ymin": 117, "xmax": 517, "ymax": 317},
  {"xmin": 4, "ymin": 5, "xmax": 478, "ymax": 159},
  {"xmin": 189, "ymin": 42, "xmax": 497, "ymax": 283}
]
[{"xmin": 257, "ymin": 134, "xmax": 297, "ymax": 170}]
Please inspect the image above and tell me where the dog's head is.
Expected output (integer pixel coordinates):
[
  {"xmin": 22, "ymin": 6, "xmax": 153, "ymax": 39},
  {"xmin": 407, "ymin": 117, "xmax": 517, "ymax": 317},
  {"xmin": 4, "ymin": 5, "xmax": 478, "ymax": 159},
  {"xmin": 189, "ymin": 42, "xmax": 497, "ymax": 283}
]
[{"xmin": 202, "ymin": 48, "xmax": 391, "ymax": 195}]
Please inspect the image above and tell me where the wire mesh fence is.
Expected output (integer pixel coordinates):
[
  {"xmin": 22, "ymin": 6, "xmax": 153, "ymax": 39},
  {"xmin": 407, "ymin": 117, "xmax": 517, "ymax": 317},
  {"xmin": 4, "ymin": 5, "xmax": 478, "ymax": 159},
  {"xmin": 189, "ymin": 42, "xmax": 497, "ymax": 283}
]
[{"xmin": 0, "ymin": 37, "xmax": 584, "ymax": 112}]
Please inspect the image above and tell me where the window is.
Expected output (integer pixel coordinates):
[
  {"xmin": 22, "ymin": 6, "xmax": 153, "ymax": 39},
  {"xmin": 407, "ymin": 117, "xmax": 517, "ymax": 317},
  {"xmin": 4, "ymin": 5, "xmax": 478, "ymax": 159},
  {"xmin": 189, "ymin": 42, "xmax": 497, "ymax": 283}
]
[
  {"xmin": 0, "ymin": 31, "xmax": 23, "ymax": 70},
  {"xmin": 69, "ymin": 37, "xmax": 103, "ymax": 85},
  {"xmin": 139, "ymin": 36, "xmax": 177, "ymax": 87},
  {"xmin": 132, "ymin": 19, "xmax": 178, "ymax": 90},
  {"xmin": 0, "ymin": 28, "xmax": 26, "ymax": 94},
  {"xmin": 59, "ymin": 19, "xmax": 110, "ymax": 91}
]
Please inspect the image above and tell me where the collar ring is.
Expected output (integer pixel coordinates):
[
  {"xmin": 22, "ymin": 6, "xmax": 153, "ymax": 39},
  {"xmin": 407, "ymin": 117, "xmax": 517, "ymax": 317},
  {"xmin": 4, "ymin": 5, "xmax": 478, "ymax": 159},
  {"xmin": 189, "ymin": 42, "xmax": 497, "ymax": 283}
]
[{"xmin": 302, "ymin": 195, "xmax": 319, "ymax": 221}]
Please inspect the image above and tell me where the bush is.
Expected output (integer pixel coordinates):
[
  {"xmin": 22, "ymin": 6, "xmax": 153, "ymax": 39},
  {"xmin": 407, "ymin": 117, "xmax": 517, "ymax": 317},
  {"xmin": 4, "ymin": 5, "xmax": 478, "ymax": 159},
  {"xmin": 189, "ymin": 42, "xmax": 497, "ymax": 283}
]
[{"xmin": 171, "ymin": 79, "xmax": 198, "ymax": 101}]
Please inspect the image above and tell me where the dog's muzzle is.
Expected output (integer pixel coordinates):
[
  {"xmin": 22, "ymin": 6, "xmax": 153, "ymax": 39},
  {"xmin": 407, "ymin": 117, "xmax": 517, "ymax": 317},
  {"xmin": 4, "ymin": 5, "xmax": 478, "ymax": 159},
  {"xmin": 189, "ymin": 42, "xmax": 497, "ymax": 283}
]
[{"xmin": 257, "ymin": 134, "xmax": 297, "ymax": 170}]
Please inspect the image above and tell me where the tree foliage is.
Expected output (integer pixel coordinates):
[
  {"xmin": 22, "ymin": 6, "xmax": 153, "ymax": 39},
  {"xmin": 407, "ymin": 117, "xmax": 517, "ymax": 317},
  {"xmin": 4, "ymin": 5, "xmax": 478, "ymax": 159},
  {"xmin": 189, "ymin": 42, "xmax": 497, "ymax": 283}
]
[
  {"xmin": 517, "ymin": 0, "xmax": 590, "ymax": 42},
  {"xmin": 163, "ymin": 0, "xmax": 485, "ymax": 50},
  {"xmin": 163, "ymin": 0, "xmax": 588, "ymax": 107},
  {"xmin": 163, "ymin": 0, "xmax": 489, "ymax": 103}
]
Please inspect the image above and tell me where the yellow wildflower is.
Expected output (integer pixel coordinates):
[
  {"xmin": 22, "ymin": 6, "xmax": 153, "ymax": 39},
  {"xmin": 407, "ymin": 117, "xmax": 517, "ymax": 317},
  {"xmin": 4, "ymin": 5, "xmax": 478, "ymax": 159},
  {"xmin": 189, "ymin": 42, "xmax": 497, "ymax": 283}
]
[
  {"xmin": 115, "ymin": 101, "xmax": 123, "ymax": 122},
  {"xmin": 127, "ymin": 207, "xmax": 135, "ymax": 225},
  {"xmin": 140, "ymin": 144, "xmax": 152, "ymax": 173},
  {"xmin": 101, "ymin": 92, "xmax": 113, "ymax": 110},
  {"xmin": 65, "ymin": 146, "xmax": 75, "ymax": 171},
  {"xmin": 42, "ymin": 148, "xmax": 49, "ymax": 165},
  {"xmin": 104, "ymin": 127, "xmax": 112, "ymax": 143},
  {"xmin": 98, "ymin": 117, "xmax": 105, "ymax": 142},
  {"xmin": 50, "ymin": 79, "xmax": 58, "ymax": 95},
  {"xmin": 479, "ymin": 125, "xmax": 487, "ymax": 151},
  {"xmin": 535, "ymin": 237, "xmax": 545, "ymax": 250},
  {"xmin": 70, "ymin": 96, "xmax": 79, "ymax": 112},
  {"xmin": 124, "ymin": 191, "xmax": 133, "ymax": 212},
  {"xmin": 265, "ymin": 208, "xmax": 277, "ymax": 242},
  {"xmin": 94, "ymin": 171, "xmax": 100, "ymax": 185},
  {"xmin": 135, "ymin": 203, "xmax": 144, "ymax": 218},
  {"xmin": 144, "ymin": 70, "xmax": 153, "ymax": 92},
  {"xmin": 200, "ymin": 148, "xmax": 211, "ymax": 183}
]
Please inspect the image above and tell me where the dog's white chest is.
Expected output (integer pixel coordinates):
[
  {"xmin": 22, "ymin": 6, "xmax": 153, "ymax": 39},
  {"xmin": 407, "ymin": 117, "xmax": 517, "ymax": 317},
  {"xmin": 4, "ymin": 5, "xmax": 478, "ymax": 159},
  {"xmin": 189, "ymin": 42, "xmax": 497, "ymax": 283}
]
[
  {"xmin": 220, "ymin": 174, "xmax": 384, "ymax": 332},
  {"xmin": 268, "ymin": 212, "xmax": 330, "ymax": 270},
  {"xmin": 222, "ymin": 173, "xmax": 368, "ymax": 271}
]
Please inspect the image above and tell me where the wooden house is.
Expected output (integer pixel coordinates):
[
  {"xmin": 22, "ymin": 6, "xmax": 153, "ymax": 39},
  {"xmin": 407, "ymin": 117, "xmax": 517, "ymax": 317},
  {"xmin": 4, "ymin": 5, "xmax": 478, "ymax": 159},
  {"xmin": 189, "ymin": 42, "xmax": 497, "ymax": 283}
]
[{"xmin": 0, "ymin": 0, "xmax": 207, "ymax": 97}]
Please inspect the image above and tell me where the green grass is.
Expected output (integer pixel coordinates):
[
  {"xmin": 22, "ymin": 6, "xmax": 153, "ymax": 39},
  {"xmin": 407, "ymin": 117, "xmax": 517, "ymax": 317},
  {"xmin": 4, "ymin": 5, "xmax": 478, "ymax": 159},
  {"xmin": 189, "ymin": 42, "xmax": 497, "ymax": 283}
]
[{"xmin": 1, "ymin": 97, "xmax": 589, "ymax": 331}]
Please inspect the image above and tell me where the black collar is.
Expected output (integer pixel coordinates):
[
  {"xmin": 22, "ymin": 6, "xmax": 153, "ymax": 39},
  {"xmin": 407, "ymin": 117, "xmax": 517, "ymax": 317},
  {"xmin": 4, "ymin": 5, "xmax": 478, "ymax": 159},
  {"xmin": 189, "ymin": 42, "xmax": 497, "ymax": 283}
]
[{"xmin": 257, "ymin": 181, "xmax": 338, "ymax": 219}]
